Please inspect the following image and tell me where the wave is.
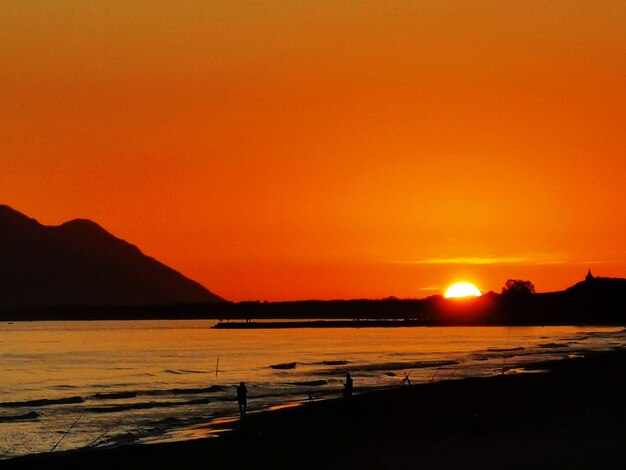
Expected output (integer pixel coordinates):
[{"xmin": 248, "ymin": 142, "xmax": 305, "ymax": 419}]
[
  {"xmin": 0, "ymin": 411, "xmax": 41, "ymax": 423},
  {"xmin": 472, "ymin": 349, "xmax": 553, "ymax": 362},
  {"xmin": 0, "ymin": 385, "xmax": 226, "ymax": 410},
  {"xmin": 538, "ymin": 343, "xmax": 569, "ymax": 349},
  {"xmin": 0, "ymin": 396, "xmax": 84, "ymax": 408},
  {"xmin": 285, "ymin": 380, "xmax": 328, "ymax": 387},
  {"xmin": 91, "ymin": 383, "xmax": 136, "ymax": 389},
  {"xmin": 585, "ymin": 330, "xmax": 626, "ymax": 337},
  {"xmin": 473, "ymin": 356, "xmax": 489, "ymax": 361},
  {"xmin": 270, "ymin": 362, "xmax": 297, "ymax": 370},
  {"xmin": 91, "ymin": 391, "xmax": 138, "ymax": 400},
  {"xmin": 88, "ymin": 397, "xmax": 212, "ymax": 414},
  {"xmin": 97, "ymin": 431, "xmax": 141, "ymax": 447},
  {"xmin": 94, "ymin": 413, "xmax": 211, "ymax": 448},
  {"xmin": 487, "ymin": 347, "xmax": 525, "ymax": 352},
  {"xmin": 90, "ymin": 385, "xmax": 227, "ymax": 401},
  {"xmin": 143, "ymin": 385, "xmax": 226, "ymax": 396},
  {"xmin": 163, "ymin": 369, "xmax": 207, "ymax": 375},
  {"xmin": 153, "ymin": 417, "xmax": 182, "ymax": 426},
  {"xmin": 299, "ymin": 360, "xmax": 349, "ymax": 366},
  {"xmin": 315, "ymin": 360, "xmax": 458, "ymax": 375}
]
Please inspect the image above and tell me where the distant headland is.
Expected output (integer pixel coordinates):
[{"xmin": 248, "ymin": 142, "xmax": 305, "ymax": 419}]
[{"xmin": 0, "ymin": 205, "xmax": 224, "ymax": 310}]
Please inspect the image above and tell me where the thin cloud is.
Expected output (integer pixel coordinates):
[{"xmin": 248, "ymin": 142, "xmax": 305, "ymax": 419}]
[
  {"xmin": 394, "ymin": 256, "xmax": 532, "ymax": 265},
  {"xmin": 390, "ymin": 256, "xmax": 604, "ymax": 266}
]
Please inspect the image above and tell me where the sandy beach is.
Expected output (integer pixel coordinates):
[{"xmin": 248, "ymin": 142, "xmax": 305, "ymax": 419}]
[{"xmin": 3, "ymin": 348, "xmax": 626, "ymax": 469}]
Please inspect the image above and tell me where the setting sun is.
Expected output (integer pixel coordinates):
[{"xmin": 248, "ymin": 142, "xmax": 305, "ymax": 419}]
[{"xmin": 444, "ymin": 282, "xmax": 482, "ymax": 299}]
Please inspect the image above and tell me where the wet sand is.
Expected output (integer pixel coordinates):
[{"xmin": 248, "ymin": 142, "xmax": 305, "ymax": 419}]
[{"xmin": 4, "ymin": 349, "xmax": 626, "ymax": 469}]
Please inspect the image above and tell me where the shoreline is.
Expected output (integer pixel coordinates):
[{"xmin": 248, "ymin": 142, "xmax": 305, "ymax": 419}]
[
  {"xmin": 4, "ymin": 349, "xmax": 626, "ymax": 469},
  {"xmin": 212, "ymin": 319, "xmax": 626, "ymax": 328}
]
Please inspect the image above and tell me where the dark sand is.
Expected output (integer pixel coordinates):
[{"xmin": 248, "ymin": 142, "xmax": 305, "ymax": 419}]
[{"xmin": 4, "ymin": 350, "xmax": 626, "ymax": 469}]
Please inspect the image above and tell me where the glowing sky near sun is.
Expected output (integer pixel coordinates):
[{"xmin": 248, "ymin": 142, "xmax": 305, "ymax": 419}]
[{"xmin": 2, "ymin": 1, "xmax": 625, "ymax": 300}]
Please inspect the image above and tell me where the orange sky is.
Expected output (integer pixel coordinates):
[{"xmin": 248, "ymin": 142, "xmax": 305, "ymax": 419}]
[{"xmin": 2, "ymin": 1, "xmax": 625, "ymax": 301}]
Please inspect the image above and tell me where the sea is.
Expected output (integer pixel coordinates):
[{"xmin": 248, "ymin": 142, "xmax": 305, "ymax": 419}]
[{"xmin": 1, "ymin": 320, "xmax": 625, "ymax": 459}]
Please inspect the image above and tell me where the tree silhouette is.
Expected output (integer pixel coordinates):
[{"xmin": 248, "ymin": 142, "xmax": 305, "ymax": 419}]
[{"xmin": 502, "ymin": 279, "xmax": 535, "ymax": 295}]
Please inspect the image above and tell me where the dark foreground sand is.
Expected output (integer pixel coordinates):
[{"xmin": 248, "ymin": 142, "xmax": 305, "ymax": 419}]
[{"xmin": 4, "ymin": 349, "xmax": 626, "ymax": 470}]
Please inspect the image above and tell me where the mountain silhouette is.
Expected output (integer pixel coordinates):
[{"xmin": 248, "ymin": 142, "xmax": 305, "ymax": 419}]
[{"xmin": 0, "ymin": 205, "xmax": 224, "ymax": 309}]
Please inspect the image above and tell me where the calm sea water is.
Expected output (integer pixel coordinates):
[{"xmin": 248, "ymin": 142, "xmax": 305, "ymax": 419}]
[{"xmin": 1, "ymin": 320, "xmax": 625, "ymax": 459}]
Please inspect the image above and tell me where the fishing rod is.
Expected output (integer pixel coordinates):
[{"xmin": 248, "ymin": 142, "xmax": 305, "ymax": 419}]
[
  {"xmin": 87, "ymin": 420, "xmax": 121, "ymax": 448},
  {"xmin": 50, "ymin": 404, "xmax": 89, "ymax": 453},
  {"xmin": 501, "ymin": 325, "xmax": 512, "ymax": 375},
  {"xmin": 429, "ymin": 355, "xmax": 450, "ymax": 383},
  {"xmin": 443, "ymin": 359, "xmax": 467, "ymax": 382},
  {"xmin": 84, "ymin": 395, "xmax": 138, "ymax": 449}
]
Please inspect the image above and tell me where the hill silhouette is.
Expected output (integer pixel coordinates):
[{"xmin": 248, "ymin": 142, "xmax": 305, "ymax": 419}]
[{"xmin": 0, "ymin": 205, "xmax": 224, "ymax": 309}]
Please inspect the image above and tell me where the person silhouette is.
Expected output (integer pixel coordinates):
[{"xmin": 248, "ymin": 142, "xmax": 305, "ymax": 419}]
[
  {"xmin": 343, "ymin": 372, "xmax": 353, "ymax": 399},
  {"xmin": 403, "ymin": 372, "xmax": 412, "ymax": 386},
  {"xmin": 236, "ymin": 381, "xmax": 248, "ymax": 416}
]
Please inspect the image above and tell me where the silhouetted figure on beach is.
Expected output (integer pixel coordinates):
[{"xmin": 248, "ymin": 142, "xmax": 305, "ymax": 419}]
[
  {"xmin": 343, "ymin": 372, "xmax": 353, "ymax": 399},
  {"xmin": 237, "ymin": 382, "xmax": 248, "ymax": 416},
  {"xmin": 403, "ymin": 372, "xmax": 411, "ymax": 386}
]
